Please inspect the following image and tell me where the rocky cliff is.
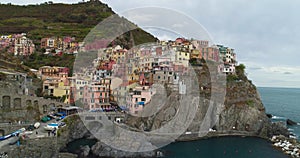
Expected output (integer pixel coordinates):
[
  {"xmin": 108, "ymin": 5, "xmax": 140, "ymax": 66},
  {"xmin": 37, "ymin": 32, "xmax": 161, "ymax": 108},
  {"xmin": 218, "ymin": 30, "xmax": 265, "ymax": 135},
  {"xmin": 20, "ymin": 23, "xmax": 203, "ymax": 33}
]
[{"xmin": 125, "ymin": 64, "xmax": 289, "ymax": 140}]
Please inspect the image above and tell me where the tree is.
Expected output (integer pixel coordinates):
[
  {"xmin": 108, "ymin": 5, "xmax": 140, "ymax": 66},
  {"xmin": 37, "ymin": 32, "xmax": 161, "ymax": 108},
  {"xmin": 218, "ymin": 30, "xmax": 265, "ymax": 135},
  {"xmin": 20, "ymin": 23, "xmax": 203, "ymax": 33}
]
[{"xmin": 235, "ymin": 64, "xmax": 247, "ymax": 81}]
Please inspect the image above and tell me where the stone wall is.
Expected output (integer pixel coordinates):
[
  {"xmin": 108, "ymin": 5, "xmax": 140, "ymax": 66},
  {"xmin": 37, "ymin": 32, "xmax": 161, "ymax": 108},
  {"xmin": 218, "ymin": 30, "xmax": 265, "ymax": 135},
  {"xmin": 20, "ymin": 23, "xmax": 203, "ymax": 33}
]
[{"xmin": 0, "ymin": 84, "xmax": 68, "ymax": 126}]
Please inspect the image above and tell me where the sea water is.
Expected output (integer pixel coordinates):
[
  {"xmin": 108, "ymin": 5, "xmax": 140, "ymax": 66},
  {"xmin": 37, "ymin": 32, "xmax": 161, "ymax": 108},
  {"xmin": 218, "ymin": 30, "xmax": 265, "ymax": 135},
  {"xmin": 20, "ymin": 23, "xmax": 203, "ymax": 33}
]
[
  {"xmin": 258, "ymin": 87, "xmax": 300, "ymax": 139},
  {"xmin": 160, "ymin": 87, "xmax": 298, "ymax": 158}
]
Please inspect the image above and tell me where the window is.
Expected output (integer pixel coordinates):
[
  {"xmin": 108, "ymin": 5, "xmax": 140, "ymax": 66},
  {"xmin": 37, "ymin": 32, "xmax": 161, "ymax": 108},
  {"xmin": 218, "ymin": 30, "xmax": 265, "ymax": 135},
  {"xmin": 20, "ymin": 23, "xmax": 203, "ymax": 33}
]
[
  {"xmin": 158, "ymin": 76, "xmax": 160, "ymax": 79},
  {"xmin": 141, "ymin": 98, "xmax": 146, "ymax": 101}
]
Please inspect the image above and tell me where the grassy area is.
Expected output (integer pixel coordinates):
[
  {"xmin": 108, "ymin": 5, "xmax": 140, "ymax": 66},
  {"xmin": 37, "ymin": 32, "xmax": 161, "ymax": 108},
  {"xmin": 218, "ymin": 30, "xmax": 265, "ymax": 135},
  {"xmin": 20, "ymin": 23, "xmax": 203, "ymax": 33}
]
[
  {"xmin": 0, "ymin": 1, "xmax": 157, "ymax": 46},
  {"xmin": 23, "ymin": 53, "xmax": 75, "ymax": 76}
]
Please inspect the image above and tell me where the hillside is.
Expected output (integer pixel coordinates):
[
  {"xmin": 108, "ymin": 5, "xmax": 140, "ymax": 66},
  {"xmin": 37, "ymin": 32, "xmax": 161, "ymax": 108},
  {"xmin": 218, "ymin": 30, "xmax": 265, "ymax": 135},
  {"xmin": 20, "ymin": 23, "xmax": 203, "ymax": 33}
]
[
  {"xmin": 0, "ymin": 0, "xmax": 157, "ymax": 74},
  {"xmin": 0, "ymin": 0, "xmax": 157, "ymax": 47}
]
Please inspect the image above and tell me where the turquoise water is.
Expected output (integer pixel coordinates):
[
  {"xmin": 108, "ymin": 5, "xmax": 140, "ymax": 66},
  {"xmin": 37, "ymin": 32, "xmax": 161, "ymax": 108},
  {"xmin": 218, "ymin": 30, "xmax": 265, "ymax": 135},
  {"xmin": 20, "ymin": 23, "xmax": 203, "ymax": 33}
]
[
  {"xmin": 258, "ymin": 87, "xmax": 300, "ymax": 139},
  {"xmin": 161, "ymin": 136, "xmax": 288, "ymax": 158}
]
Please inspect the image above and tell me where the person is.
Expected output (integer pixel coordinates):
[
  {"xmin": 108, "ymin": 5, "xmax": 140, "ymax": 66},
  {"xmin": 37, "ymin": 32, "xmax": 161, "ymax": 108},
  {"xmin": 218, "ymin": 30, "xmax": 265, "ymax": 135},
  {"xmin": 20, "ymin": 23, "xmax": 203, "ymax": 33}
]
[
  {"xmin": 36, "ymin": 131, "xmax": 38, "ymax": 135},
  {"xmin": 48, "ymin": 131, "xmax": 50, "ymax": 137},
  {"xmin": 53, "ymin": 128, "xmax": 57, "ymax": 136}
]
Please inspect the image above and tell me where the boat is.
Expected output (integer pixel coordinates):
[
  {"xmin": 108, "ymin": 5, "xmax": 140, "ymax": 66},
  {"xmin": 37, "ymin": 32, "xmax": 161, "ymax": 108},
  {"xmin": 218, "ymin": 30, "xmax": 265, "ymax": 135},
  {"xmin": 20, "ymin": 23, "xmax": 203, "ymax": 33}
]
[
  {"xmin": 0, "ymin": 128, "xmax": 25, "ymax": 141},
  {"xmin": 11, "ymin": 128, "xmax": 25, "ymax": 136},
  {"xmin": 34, "ymin": 122, "xmax": 40, "ymax": 129},
  {"xmin": 44, "ymin": 123, "xmax": 59, "ymax": 131},
  {"xmin": 0, "ymin": 134, "xmax": 12, "ymax": 141}
]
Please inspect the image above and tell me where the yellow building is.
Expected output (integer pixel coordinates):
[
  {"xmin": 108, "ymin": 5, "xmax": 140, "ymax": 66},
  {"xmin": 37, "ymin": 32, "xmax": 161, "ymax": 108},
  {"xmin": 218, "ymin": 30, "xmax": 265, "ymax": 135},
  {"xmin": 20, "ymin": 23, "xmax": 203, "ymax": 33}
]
[
  {"xmin": 53, "ymin": 81, "xmax": 70, "ymax": 103},
  {"xmin": 176, "ymin": 51, "xmax": 190, "ymax": 67},
  {"xmin": 191, "ymin": 49, "xmax": 201, "ymax": 59}
]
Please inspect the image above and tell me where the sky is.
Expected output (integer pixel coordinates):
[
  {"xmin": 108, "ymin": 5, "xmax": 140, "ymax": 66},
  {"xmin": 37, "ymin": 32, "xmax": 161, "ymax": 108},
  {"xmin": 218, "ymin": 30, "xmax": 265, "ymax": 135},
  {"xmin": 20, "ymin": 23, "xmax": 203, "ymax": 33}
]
[{"xmin": 3, "ymin": 0, "xmax": 300, "ymax": 88}]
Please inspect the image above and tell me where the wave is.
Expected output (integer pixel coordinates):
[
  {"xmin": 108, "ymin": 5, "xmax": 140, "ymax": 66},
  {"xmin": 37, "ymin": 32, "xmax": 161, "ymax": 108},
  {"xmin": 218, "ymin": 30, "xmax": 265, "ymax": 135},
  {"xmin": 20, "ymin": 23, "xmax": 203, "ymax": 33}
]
[
  {"xmin": 271, "ymin": 115, "xmax": 286, "ymax": 120},
  {"xmin": 288, "ymin": 128, "xmax": 294, "ymax": 131}
]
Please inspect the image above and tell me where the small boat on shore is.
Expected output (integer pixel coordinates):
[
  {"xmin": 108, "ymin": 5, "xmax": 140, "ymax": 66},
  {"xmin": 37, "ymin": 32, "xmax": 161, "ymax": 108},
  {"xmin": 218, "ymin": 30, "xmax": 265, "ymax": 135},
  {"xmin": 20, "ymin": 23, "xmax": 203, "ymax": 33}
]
[
  {"xmin": 34, "ymin": 122, "xmax": 40, "ymax": 129},
  {"xmin": 0, "ymin": 128, "xmax": 25, "ymax": 141},
  {"xmin": 44, "ymin": 123, "xmax": 59, "ymax": 131},
  {"xmin": 0, "ymin": 134, "xmax": 12, "ymax": 141}
]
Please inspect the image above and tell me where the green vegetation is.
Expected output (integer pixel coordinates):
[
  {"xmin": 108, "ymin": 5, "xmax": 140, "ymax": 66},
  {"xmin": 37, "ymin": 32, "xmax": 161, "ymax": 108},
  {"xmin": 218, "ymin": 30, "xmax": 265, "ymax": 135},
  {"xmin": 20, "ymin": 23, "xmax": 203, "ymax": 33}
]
[
  {"xmin": 0, "ymin": 1, "xmax": 114, "ymax": 42},
  {"xmin": 236, "ymin": 64, "xmax": 247, "ymax": 81},
  {"xmin": 246, "ymin": 100, "xmax": 254, "ymax": 107},
  {"xmin": 189, "ymin": 58, "xmax": 202, "ymax": 66},
  {"xmin": 63, "ymin": 114, "xmax": 80, "ymax": 126},
  {"xmin": 227, "ymin": 64, "xmax": 247, "ymax": 82},
  {"xmin": 0, "ymin": 1, "xmax": 157, "ymax": 77},
  {"xmin": 0, "ymin": 1, "xmax": 157, "ymax": 47},
  {"xmin": 23, "ymin": 53, "xmax": 75, "ymax": 76},
  {"xmin": 226, "ymin": 74, "xmax": 239, "ymax": 82}
]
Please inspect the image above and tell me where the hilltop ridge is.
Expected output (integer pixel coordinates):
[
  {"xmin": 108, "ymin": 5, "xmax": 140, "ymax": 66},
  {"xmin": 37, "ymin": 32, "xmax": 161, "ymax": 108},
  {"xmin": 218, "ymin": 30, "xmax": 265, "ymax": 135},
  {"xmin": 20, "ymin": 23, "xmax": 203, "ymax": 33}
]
[{"xmin": 0, "ymin": 1, "xmax": 157, "ymax": 47}]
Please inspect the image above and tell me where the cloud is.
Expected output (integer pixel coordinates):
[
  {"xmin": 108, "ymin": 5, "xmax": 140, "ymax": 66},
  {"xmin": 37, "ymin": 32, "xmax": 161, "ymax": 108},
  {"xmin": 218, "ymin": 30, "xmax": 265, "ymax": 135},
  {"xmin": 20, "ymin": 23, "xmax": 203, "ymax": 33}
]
[
  {"xmin": 248, "ymin": 67, "xmax": 263, "ymax": 71},
  {"xmin": 7, "ymin": 0, "xmax": 300, "ymax": 88},
  {"xmin": 172, "ymin": 23, "xmax": 184, "ymax": 28},
  {"xmin": 284, "ymin": 72, "xmax": 293, "ymax": 75}
]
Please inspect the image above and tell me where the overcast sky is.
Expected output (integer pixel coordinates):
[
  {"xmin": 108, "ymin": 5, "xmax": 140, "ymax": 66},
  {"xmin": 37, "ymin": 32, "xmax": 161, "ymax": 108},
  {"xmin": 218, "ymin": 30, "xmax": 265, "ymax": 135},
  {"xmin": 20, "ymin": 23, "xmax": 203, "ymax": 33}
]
[{"xmin": 4, "ymin": 0, "xmax": 300, "ymax": 88}]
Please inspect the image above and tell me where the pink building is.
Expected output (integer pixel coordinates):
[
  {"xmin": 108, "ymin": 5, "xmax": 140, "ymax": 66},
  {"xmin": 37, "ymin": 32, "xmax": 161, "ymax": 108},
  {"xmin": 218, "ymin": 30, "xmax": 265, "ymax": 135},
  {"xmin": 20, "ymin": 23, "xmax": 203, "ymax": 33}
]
[
  {"xmin": 140, "ymin": 49, "xmax": 151, "ymax": 57},
  {"xmin": 14, "ymin": 35, "xmax": 35, "ymax": 56},
  {"xmin": 83, "ymin": 79, "xmax": 113, "ymax": 111},
  {"xmin": 127, "ymin": 85, "xmax": 155, "ymax": 115},
  {"xmin": 155, "ymin": 47, "xmax": 162, "ymax": 56},
  {"xmin": 175, "ymin": 38, "xmax": 186, "ymax": 45},
  {"xmin": 200, "ymin": 46, "xmax": 220, "ymax": 62},
  {"xmin": 38, "ymin": 66, "xmax": 70, "ymax": 80},
  {"xmin": 84, "ymin": 39, "xmax": 111, "ymax": 51}
]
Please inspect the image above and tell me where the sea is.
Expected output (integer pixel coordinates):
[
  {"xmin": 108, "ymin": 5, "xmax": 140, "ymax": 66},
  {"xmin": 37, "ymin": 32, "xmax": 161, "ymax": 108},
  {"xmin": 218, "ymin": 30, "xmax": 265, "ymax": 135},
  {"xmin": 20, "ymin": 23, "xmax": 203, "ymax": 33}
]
[
  {"xmin": 258, "ymin": 87, "xmax": 300, "ymax": 139},
  {"xmin": 67, "ymin": 87, "xmax": 299, "ymax": 158},
  {"xmin": 160, "ymin": 87, "xmax": 299, "ymax": 158}
]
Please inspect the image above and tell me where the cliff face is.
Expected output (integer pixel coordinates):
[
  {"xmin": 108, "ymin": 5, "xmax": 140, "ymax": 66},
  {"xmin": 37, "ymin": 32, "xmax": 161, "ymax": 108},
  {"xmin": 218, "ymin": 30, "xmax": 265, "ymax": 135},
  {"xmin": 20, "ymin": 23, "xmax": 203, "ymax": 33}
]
[
  {"xmin": 125, "ymin": 64, "xmax": 288, "ymax": 140},
  {"xmin": 217, "ymin": 80, "xmax": 270, "ymax": 136}
]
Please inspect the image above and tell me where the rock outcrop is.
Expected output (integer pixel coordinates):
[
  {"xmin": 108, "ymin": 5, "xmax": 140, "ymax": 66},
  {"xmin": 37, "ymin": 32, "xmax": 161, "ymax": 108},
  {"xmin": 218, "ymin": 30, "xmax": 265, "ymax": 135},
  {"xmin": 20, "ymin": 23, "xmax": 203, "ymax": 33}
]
[
  {"xmin": 287, "ymin": 119, "xmax": 298, "ymax": 126},
  {"xmin": 125, "ymin": 65, "xmax": 286, "ymax": 140}
]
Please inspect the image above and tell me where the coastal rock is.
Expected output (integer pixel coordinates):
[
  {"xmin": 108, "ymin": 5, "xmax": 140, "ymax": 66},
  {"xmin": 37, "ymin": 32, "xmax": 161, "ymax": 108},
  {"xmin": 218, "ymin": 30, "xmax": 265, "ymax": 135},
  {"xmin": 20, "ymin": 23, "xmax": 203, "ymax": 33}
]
[
  {"xmin": 287, "ymin": 119, "xmax": 298, "ymax": 126},
  {"xmin": 215, "ymin": 80, "xmax": 272, "ymax": 137},
  {"xmin": 91, "ymin": 141, "xmax": 156, "ymax": 158},
  {"xmin": 266, "ymin": 113, "xmax": 273, "ymax": 118},
  {"xmin": 270, "ymin": 122, "xmax": 290, "ymax": 137},
  {"xmin": 2, "ymin": 137, "xmax": 60, "ymax": 158},
  {"xmin": 58, "ymin": 152, "xmax": 78, "ymax": 158},
  {"xmin": 80, "ymin": 145, "xmax": 90, "ymax": 157}
]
